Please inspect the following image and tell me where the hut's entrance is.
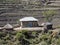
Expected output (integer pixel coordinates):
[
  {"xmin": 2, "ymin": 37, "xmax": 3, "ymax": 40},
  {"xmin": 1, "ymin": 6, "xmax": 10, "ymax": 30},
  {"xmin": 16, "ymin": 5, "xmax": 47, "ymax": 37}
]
[{"xmin": 28, "ymin": 22, "xmax": 33, "ymax": 27}]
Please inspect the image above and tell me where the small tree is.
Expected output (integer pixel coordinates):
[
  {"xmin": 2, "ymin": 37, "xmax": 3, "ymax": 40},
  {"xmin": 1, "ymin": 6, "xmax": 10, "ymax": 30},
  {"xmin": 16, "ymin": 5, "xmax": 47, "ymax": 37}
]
[{"xmin": 43, "ymin": 10, "xmax": 56, "ymax": 22}]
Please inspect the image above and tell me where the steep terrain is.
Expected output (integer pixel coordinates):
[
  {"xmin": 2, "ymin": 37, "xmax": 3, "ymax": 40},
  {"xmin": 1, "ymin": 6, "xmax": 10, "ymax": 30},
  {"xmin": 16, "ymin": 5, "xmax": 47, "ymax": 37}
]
[{"xmin": 0, "ymin": 0, "xmax": 60, "ymax": 27}]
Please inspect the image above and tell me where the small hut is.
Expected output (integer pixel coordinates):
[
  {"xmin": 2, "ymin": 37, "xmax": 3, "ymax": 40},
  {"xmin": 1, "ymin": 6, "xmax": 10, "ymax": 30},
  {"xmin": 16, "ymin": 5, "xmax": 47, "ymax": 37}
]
[
  {"xmin": 41, "ymin": 22, "xmax": 53, "ymax": 29},
  {"xmin": 3, "ymin": 24, "xmax": 13, "ymax": 30},
  {"xmin": 19, "ymin": 17, "xmax": 39, "ymax": 28}
]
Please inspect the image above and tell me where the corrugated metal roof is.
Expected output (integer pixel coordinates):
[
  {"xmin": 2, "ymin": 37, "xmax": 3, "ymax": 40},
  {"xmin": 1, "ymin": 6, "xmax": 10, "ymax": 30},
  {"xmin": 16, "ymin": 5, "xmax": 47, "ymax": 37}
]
[
  {"xmin": 19, "ymin": 17, "xmax": 38, "ymax": 21},
  {"xmin": 41, "ymin": 22, "xmax": 52, "ymax": 26}
]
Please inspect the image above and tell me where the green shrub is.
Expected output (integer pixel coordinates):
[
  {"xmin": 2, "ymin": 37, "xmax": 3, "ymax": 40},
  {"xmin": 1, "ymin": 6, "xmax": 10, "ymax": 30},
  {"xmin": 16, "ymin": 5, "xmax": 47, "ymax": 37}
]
[
  {"xmin": 38, "ymin": 41, "xmax": 48, "ymax": 45},
  {"xmin": 16, "ymin": 32, "xmax": 25, "ymax": 40}
]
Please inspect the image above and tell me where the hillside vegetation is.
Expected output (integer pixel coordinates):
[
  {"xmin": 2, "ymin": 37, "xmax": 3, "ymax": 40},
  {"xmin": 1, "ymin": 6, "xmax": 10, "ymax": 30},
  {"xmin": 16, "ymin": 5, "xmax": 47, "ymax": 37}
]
[
  {"xmin": 0, "ymin": 29, "xmax": 60, "ymax": 45},
  {"xmin": 0, "ymin": 0, "xmax": 60, "ymax": 45}
]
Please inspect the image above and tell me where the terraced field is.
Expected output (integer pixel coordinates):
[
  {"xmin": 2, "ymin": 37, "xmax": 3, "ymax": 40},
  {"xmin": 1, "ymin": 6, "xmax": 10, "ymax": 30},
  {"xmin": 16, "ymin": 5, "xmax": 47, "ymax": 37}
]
[{"xmin": 0, "ymin": 0, "xmax": 60, "ymax": 27}]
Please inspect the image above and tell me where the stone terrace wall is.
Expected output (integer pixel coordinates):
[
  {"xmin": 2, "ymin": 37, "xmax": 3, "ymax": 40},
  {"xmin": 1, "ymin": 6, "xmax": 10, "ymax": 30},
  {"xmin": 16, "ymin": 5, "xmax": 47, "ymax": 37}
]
[{"xmin": 0, "ymin": 0, "xmax": 60, "ymax": 27}]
